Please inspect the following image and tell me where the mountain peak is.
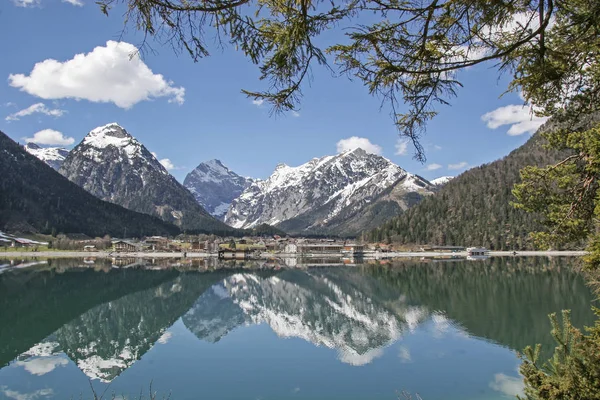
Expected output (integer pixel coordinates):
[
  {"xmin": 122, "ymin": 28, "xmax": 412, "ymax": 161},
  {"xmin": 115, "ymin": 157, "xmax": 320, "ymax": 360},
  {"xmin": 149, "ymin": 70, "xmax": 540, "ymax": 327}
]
[
  {"xmin": 90, "ymin": 122, "xmax": 126, "ymax": 134},
  {"xmin": 83, "ymin": 123, "xmax": 137, "ymax": 149},
  {"xmin": 184, "ymin": 159, "xmax": 255, "ymax": 220},
  {"xmin": 60, "ymin": 124, "xmax": 229, "ymax": 232},
  {"xmin": 25, "ymin": 142, "xmax": 41, "ymax": 150},
  {"xmin": 343, "ymin": 147, "xmax": 368, "ymax": 156}
]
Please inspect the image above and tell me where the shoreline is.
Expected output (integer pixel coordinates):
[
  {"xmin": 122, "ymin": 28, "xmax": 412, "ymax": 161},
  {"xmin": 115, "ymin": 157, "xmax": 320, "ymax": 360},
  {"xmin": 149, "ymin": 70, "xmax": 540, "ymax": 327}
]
[{"xmin": 0, "ymin": 250, "xmax": 588, "ymax": 258}]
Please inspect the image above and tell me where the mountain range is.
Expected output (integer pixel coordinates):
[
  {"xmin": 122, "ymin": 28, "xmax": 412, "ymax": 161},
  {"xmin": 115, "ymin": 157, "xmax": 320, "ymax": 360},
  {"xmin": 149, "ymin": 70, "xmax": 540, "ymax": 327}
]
[
  {"xmin": 22, "ymin": 124, "xmax": 445, "ymax": 237},
  {"xmin": 224, "ymin": 148, "xmax": 436, "ymax": 236},
  {"xmin": 58, "ymin": 123, "xmax": 234, "ymax": 234},
  {"xmin": 0, "ymin": 130, "xmax": 178, "ymax": 237}
]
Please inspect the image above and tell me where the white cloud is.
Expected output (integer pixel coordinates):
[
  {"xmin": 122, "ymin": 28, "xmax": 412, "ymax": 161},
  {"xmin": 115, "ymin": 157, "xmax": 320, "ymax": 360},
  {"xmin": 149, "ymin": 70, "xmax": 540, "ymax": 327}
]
[
  {"xmin": 482, "ymin": 104, "xmax": 548, "ymax": 136},
  {"xmin": 433, "ymin": 145, "xmax": 442, "ymax": 151},
  {"xmin": 152, "ymin": 152, "xmax": 178, "ymax": 171},
  {"xmin": 12, "ymin": 0, "xmax": 40, "ymax": 7},
  {"xmin": 395, "ymin": 139, "xmax": 409, "ymax": 156},
  {"xmin": 4, "ymin": 102, "xmax": 17, "ymax": 108},
  {"xmin": 425, "ymin": 163, "xmax": 442, "ymax": 171},
  {"xmin": 489, "ymin": 373, "xmax": 525, "ymax": 397},
  {"xmin": 336, "ymin": 136, "xmax": 382, "ymax": 155},
  {"xmin": 15, "ymin": 356, "xmax": 68, "ymax": 376},
  {"xmin": 12, "ymin": 0, "xmax": 81, "ymax": 5},
  {"xmin": 0, "ymin": 387, "xmax": 54, "ymax": 400},
  {"xmin": 6, "ymin": 103, "xmax": 66, "ymax": 121},
  {"xmin": 159, "ymin": 159, "xmax": 175, "ymax": 171},
  {"xmin": 291, "ymin": 111, "xmax": 300, "ymax": 117},
  {"xmin": 9, "ymin": 41, "xmax": 185, "ymax": 109},
  {"xmin": 24, "ymin": 129, "xmax": 75, "ymax": 146},
  {"xmin": 448, "ymin": 161, "xmax": 468, "ymax": 170},
  {"xmin": 252, "ymin": 99, "xmax": 264, "ymax": 107}
]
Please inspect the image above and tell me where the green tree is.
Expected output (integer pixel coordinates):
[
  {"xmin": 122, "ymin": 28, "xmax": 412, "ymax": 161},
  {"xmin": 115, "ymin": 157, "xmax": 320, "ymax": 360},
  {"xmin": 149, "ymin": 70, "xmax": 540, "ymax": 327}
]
[{"xmin": 97, "ymin": 0, "xmax": 593, "ymax": 161}]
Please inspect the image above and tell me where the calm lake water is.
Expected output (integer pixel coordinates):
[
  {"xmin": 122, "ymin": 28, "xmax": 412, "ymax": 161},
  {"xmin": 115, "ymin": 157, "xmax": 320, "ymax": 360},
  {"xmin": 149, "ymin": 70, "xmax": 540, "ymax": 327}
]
[{"xmin": 0, "ymin": 257, "xmax": 596, "ymax": 400}]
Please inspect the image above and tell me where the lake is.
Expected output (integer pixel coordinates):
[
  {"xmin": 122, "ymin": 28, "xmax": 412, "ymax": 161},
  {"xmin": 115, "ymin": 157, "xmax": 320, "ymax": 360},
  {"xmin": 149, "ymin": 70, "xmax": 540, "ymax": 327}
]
[{"xmin": 0, "ymin": 257, "xmax": 596, "ymax": 400}]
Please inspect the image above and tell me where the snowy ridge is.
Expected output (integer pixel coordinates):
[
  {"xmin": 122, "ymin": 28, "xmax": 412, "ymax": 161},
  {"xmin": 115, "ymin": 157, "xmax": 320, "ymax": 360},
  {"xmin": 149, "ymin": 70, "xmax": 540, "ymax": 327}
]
[
  {"xmin": 430, "ymin": 176, "xmax": 454, "ymax": 186},
  {"xmin": 225, "ymin": 148, "xmax": 434, "ymax": 230},
  {"xmin": 24, "ymin": 143, "xmax": 69, "ymax": 170}
]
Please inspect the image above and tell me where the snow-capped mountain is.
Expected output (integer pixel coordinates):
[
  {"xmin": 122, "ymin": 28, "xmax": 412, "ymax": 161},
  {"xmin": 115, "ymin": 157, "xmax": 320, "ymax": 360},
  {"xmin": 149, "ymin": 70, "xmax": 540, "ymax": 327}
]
[
  {"xmin": 23, "ymin": 142, "xmax": 69, "ymax": 170},
  {"xmin": 430, "ymin": 176, "xmax": 454, "ymax": 186},
  {"xmin": 59, "ymin": 123, "xmax": 230, "ymax": 232},
  {"xmin": 183, "ymin": 159, "xmax": 255, "ymax": 220},
  {"xmin": 224, "ymin": 148, "xmax": 434, "ymax": 234}
]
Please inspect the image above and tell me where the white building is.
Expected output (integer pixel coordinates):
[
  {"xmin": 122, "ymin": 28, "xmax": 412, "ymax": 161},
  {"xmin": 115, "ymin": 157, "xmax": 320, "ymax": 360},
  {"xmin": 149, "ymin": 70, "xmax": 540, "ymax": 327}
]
[
  {"xmin": 466, "ymin": 247, "xmax": 489, "ymax": 256},
  {"xmin": 284, "ymin": 243, "xmax": 298, "ymax": 253}
]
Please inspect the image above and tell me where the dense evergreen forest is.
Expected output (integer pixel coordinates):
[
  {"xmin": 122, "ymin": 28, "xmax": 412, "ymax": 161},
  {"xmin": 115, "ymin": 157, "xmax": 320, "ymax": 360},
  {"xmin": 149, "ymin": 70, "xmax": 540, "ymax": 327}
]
[
  {"xmin": 366, "ymin": 130, "xmax": 572, "ymax": 250},
  {"xmin": 0, "ymin": 131, "xmax": 180, "ymax": 238}
]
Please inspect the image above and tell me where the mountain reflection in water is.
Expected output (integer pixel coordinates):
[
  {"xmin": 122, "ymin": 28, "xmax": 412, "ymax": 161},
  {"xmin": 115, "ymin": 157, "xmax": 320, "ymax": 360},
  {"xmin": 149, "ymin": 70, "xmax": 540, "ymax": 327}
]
[{"xmin": 0, "ymin": 257, "xmax": 596, "ymax": 400}]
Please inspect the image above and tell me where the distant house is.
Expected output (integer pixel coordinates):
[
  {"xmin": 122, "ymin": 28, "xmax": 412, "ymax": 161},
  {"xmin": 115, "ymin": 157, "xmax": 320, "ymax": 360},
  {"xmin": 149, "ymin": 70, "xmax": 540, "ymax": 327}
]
[
  {"xmin": 83, "ymin": 245, "xmax": 97, "ymax": 252},
  {"xmin": 144, "ymin": 236, "xmax": 169, "ymax": 251},
  {"xmin": 190, "ymin": 241, "xmax": 206, "ymax": 251},
  {"xmin": 112, "ymin": 240, "xmax": 140, "ymax": 252},
  {"xmin": 11, "ymin": 239, "xmax": 34, "ymax": 248}
]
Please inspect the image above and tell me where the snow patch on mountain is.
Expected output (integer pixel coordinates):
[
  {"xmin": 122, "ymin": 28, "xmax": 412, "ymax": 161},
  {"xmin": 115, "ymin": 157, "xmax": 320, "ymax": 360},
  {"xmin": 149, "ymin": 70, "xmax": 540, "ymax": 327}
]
[
  {"xmin": 430, "ymin": 176, "xmax": 454, "ymax": 186},
  {"xmin": 24, "ymin": 142, "xmax": 69, "ymax": 170}
]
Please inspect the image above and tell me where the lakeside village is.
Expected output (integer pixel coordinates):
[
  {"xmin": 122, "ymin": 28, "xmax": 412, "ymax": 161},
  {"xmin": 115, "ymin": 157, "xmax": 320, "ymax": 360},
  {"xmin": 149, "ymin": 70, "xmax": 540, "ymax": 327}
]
[{"xmin": 1, "ymin": 231, "xmax": 490, "ymax": 259}]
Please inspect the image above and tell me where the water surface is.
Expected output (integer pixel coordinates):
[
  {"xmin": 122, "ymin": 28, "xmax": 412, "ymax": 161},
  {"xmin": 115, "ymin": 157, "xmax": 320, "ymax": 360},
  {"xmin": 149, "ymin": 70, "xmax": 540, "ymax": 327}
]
[{"xmin": 0, "ymin": 257, "xmax": 595, "ymax": 400}]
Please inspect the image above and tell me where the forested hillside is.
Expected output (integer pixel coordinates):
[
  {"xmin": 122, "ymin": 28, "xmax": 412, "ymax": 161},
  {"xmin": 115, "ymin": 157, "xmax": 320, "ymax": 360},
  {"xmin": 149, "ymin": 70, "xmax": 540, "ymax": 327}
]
[
  {"xmin": 0, "ymin": 131, "xmax": 179, "ymax": 237},
  {"xmin": 366, "ymin": 128, "xmax": 572, "ymax": 250}
]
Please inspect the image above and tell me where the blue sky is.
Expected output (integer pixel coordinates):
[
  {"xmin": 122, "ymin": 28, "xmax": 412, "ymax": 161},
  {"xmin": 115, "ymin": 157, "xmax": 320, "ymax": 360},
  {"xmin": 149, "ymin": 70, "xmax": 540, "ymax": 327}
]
[{"xmin": 0, "ymin": 0, "xmax": 547, "ymax": 182}]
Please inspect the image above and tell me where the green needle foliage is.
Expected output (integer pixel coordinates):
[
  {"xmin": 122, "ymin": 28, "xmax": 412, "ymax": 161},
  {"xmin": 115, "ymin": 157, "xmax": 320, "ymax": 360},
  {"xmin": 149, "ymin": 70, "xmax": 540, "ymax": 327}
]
[
  {"xmin": 518, "ymin": 310, "xmax": 600, "ymax": 400},
  {"xmin": 98, "ymin": 0, "xmax": 597, "ymax": 162}
]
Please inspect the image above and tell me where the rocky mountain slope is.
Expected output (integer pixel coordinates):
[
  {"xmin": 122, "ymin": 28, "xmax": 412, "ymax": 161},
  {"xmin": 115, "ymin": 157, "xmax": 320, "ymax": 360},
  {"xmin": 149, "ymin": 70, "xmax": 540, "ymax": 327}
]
[
  {"xmin": 0, "ymin": 130, "xmax": 178, "ymax": 237},
  {"xmin": 184, "ymin": 159, "xmax": 254, "ymax": 220},
  {"xmin": 366, "ymin": 123, "xmax": 571, "ymax": 249},
  {"xmin": 23, "ymin": 143, "xmax": 70, "ymax": 170},
  {"xmin": 225, "ymin": 148, "xmax": 435, "ymax": 235},
  {"xmin": 59, "ymin": 123, "xmax": 233, "ymax": 234}
]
